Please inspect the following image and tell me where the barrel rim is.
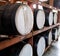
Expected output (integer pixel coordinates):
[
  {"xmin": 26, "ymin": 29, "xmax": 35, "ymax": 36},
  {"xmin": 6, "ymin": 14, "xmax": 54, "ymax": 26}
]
[
  {"xmin": 37, "ymin": 36, "xmax": 45, "ymax": 56},
  {"xmin": 15, "ymin": 4, "xmax": 34, "ymax": 35},
  {"xmin": 19, "ymin": 44, "xmax": 33, "ymax": 56}
]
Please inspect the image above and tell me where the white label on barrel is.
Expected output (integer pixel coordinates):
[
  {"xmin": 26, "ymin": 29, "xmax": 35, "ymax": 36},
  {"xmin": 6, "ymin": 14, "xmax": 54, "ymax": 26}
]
[
  {"xmin": 37, "ymin": 10, "xmax": 45, "ymax": 29},
  {"xmin": 19, "ymin": 44, "xmax": 33, "ymax": 56},
  {"xmin": 15, "ymin": 5, "xmax": 33, "ymax": 35},
  {"xmin": 37, "ymin": 37, "xmax": 45, "ymax": 56}
]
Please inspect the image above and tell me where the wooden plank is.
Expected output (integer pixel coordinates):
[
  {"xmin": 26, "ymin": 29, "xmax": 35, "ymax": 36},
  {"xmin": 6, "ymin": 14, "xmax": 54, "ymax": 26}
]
[
  {"xmin": 0, "ymin": 23, "xmax": 60, "ymax": 50},
  {"xmin": 44, "ymin": 46, "xmax": 51, "ymax": 53},
  {"xmin": 38, "ymin": 2, "xmax": 54, "ymax": 9},
  {"xmin": 0, "ymin": 36, "xmax": 26, "ymax": 50},
  {"xmin": 44, "ymin": 37, "xmax": 59, "ymax": 53},
  {"xmin": 44, "ymin": 41, "xmax": 54, "ymax": 53},
  {"xmin": 0, "ymin": 1, "xmax": 7, "ymax": 5},
  {"xmin": 33, "ymin": 23, "xmax": 60, "ymax": 36},
  {"xmin": 38, "ymin": 2, "xmax": 60, "ymax": 11}
]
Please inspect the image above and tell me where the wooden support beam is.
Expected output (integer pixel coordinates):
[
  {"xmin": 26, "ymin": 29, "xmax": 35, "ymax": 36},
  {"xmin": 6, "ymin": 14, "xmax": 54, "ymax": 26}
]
[
  {"xmin": 58, "ymin": 12, "xmax": 60, "ymax": 23},
  {"xmin": 0, "ymin": 1, "xmax": 7, "ymax": 5},
  {"xmin": 0, "ymin": 23, "xmax": 60, "ymax": 50},
  {"xmin": 49, "ymin": 0, "xmax": 54, "ymax": 6},
  {"xmin": 0, "ymin": 36, "xmax": 26, "ymax": 50},
  {"xmin": 28, "ymin": 36, "xmax": 33, "ymax": 46}
]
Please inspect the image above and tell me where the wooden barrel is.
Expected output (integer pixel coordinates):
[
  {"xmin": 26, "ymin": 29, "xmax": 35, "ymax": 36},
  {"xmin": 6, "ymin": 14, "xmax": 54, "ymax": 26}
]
[
  {"xmin": 44, "ymin": 8, "xmax": 53, "ymax": 26},
  {"xmin": 33, "ymin": 6, "xmax": 45, "ymax": 30},
  {"xmin": 52, "ymin": 28, "xmax": 58, "ymax": 40},
  {"xmin": 0, "ymin": 3, "xmax": 33, "ymax": 35},
  {"xmin": 0, "ymin": 41, "xmax": 33, "ymax": 56},
  {"xmin": 43, "ymin": 7, "xmax": 53, "ymax": 26},
  {"xmin": 54, "ymin": 0, "xmax": 60, "ymax": 8},
  {"xmin": 57, "ymin": 26, "xmax": 60, "ymax": 37},
  {"xmin": 34, "ymin": 35, "xmax": 45, "ymax": 56},
  {"xmin": 43, "ymin": 30, "xmax": 52, "ymax": 47},
  {"xmin": 53, "ymin": 12, "xmax": 58, "ymax": 24}
]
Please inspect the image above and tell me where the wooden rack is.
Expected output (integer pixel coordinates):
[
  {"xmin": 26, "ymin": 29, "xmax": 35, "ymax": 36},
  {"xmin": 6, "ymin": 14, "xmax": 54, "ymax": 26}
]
[
  {"xmin": 0, "ymin": 0, "xmax": 60, "ymax": 53},
  {"xmin": 44, "ymin": 37, "xmax": 59, "ymax": 53},
  {"xmin": 0, "ymin": 23, "xmax": 60, "ymax": 50}
]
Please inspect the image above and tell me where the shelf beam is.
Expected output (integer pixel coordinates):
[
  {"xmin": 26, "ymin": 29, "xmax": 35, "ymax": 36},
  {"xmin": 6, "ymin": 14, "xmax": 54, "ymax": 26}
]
[
  {"xmin": 0, "ymin": 36, "xmax": 26, "ymax": 50},
  {"xmin": 33, "ymin": 23, "xmax": 60, "ymax": 36},
  {"xmin": 0, "ymin": 23, "xmax": 60, "ymax": 50},
  {"xmin": 38, "ymin": 2, "xmax": 56, "ymax": 10},
  {"xmin": 0, "ymin": 1, "xmax": 7, "ymax": 5}
]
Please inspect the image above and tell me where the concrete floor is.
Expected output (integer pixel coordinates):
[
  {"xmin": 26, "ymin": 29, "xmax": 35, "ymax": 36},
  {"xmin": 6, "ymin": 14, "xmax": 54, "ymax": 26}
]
[{"xmin": 43, "ymin": 36, "xmax": 60, "ymax": 56}]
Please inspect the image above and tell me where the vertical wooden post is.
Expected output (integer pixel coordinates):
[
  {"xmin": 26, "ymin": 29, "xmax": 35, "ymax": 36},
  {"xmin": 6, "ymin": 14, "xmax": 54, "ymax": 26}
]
[
  {"xmin": 57, "ymin": 12, "xmax": 60, "ymax": 23},
  {"xmin": 28, "ymin": 37, "xmax": 33, "ymax": 46},
  {"xmin": 49, "ymin": 0, "xmax": 54, "ymax": 6}
]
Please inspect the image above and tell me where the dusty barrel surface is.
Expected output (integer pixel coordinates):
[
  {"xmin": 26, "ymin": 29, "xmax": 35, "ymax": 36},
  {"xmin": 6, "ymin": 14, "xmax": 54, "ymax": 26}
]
[
  {"xmin": 33, "ymin": 35, "xmax": 45, "ymax": 56},
  {"xmin": 0, "ymin": 3, "xmax": 34, "ymax": 35},
  {"xmin": 0, "ymin": 41, "xmax": 33, "ymax": 56},
  {"xmin": 33, "ymin": 6, "xmax": 45, "ymax": 30}
]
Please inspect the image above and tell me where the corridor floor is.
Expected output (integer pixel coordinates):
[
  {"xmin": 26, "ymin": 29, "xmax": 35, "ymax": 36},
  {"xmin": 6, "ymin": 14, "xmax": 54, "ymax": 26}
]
[{"xmin": 43, "ymin": 36, "xmax": 60, "ymax": 56}]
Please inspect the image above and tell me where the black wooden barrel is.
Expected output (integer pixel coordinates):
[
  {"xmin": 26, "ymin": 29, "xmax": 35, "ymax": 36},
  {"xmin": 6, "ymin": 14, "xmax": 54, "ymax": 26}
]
[
  {"xmin": 52, "ymin": 28, "xmax": 58, "ymax": 40},
  {"xmin": 33, "ymin": 6, "xmax": 45, "ymax": 30},
  {"xmin": 0, "ymin": 41, "xmax": 33, "ymax": 56},
  {"xmin": 42, "ymin": 30, "xmax": 52, "ymax": 47},
  {"xmin": 0, "ymin": 3, "xmax": 34, "ymax": 35},
  {"xmin": 54, "ymin": 0, "xmax": 60, "ymax": 8},
  {"xmin": 53, "ymin": 12, "xmax": 58, "ymax": 24},
  {"xmin": 0, "ymin": 4, "xmax": 11, "ymax": 34},
  {"xmin": 57, "ymin": 26, "xmax": 60, "ymax": 37},
  {"xmin": 44, "ymin": 8, "xmax": 54, "ymax": 26},
  {"xmin": 33, "ymin": 35, "xmax": 45, "ymax": 56}
]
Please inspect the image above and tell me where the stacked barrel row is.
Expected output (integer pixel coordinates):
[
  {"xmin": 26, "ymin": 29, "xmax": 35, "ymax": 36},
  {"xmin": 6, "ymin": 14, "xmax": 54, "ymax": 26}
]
[
  {"xmin": 0, "ymin": 40, "xmax": 33, "ymax": 56},
  {"xmin": 33, "ymin": 4, "xmax": 59, "ymax": 56},
  {"xmin": 0, "ymin": 27, "xmax": 59, "ymax": 56},
  {"xmin": 33, "ymin": 26, "xmax": 60, "ymax": 56},
  {"xmin": 0, "ymin": 3, "xmax": 58, "ymax": 35},
  {"xmin": 0, "ymin": 3, "xmax": 59, "ymax": 56}
]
